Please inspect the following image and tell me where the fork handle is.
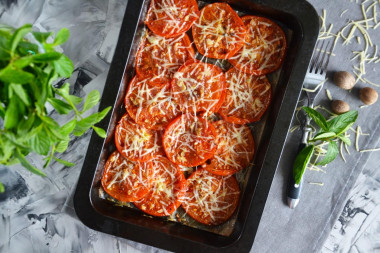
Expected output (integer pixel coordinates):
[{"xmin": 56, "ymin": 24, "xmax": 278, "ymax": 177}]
[
  {"xmin": 287, "ymin": 125, "xmax": 311, "ymax": 208},
  {"xmin": 287, "ymin": 143, "xmax": 306, "ymax": 206}
]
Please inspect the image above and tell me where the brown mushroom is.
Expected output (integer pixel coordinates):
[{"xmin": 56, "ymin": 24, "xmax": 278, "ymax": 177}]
[
  {"xmin": 359, "ymin": 87, "xmax": 378, "ymax": 105},
  {"xmin": 331, "ymin": 100, "xmax": 350, "ymax": 114},
  {"xmin": 333, "ymin": 71, "xmax": 356, "ymax": 90}
]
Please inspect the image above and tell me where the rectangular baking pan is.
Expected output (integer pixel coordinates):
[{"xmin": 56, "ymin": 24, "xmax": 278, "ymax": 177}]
[{"xmin": 74, "ymin": 0, "xmax": 319, "ymax": 252}]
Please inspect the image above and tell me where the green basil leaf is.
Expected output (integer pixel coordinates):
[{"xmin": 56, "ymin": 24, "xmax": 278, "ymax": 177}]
[
  {"xmin": 0, "ymin": 35, "xmax": 10, "ymax": 60},
  {"xmin": 317, "ymin": 141, "xmax": 339, "ymax": 166},
  {"xmin": 312, "ymin": 132, "xmax": 336, "ymax": 141},
  {"xmin": 53, "ymin": 28, "xmax": 70, "ymax": 46},
  {"xmin": 338, "ymin": 135, "xmax": 351, "ymax": 146},
  {"xmin": 10, "ymin": 24, "xmax": 32, "ymax": 56},
  {"xmin": 0, "ymin": 65, "xmax": 34, "ymax": 84},
  {"xmin": 303, "ymin": 107, "xmax": 329, "ymax": 131},
  {"xmin": 96, "ymin": 106, "xmax": 112, "ymax": 122},
  {"xmin": 17, "ymin": 41, "xmax": 39, "ymax": 56},
  {"xmin": 45, "ymin": 125, "xmax": 66, "ymax": 141},
  {"xmin": 82, "ymin": 90, "xmax": 100, "ymax": 112},
  {"xmin": 39, "ymin": 116, "xmax": 60, "ymax": 129},
  {"xmin": 53, "ymin": 156, "xmax": 75, "ymax": 167},
  {"xmin": 32, "ymin": 31, "xmax": 52, "ymax": 43},
  {"xmin": 28, "ymin": 128, "xmax": 51, "ymax": 155},
  {"xmin": 15, "ymin": 149, "xmax": 46, "ymax": 177},
  {"xmin": 53, "ymin": 54, "xmax": 73, "ymax": 77},
  {"xmin": 12, "ymin": 55, "xmax": 33, "ymax": 68},
  {"xmin": 293, "ymin": 145, "xmax": 314, "ymax": 185},
  {"xmin": 68, "ymin": 95, "xmax": 82, "ymax": 105},
  {"xmin": 55, "ymin": 140, "xmax": 69, "ymax": 153},
  {"xmin": 60, "ymin": 119, "xmax": 76, "ymax": 136},
  {"xmin": 33, "ymin": 52, "xmax": 62, "ymax": 62},
  {"xmin": 4, "ymin": 96, "xmax": 19, "ymax": 129},
  {"xmin": 47, "ymin": 98, "xmax": 72, "ymax": 114},
  {"xmin": 0, "ymin": 181, "xmax": 4, "ymax": 193},
  {"xmin": 327, "ymin": 111, "xmax": 358, "ymax": 135},
  {"xmin": 17, "ymin": 113, "xmax": 35, "ymax": 135},
  {"xmin": 11, "ymin": 84, "xmax": 31, "ymax": 106},
  {"xmin": 73, "ymin": 106, "xmax": 111, "ymax": 136},
  {"xmin": 92, "ymin": 126, "xmax": 107, "ymax": 138}
]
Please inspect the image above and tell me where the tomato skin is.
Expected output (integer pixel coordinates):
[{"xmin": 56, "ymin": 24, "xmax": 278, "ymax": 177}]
[
  {"xmin": 115, "ymin": 113, "xmax": 165, "ymax": 162},
  {"xmin": 171, "ymin": 61, "xmax": 226, "ymax": 114},
  {"xmin": 134, "ymin": 156, "xmax": 187, "ymax": 216},
  {"xmin": 125, "ymin": 76, "xmax": 181, "ymax": 131},
  {"xmin": 181, "ymin": 168, "xmax": 240, "ymax": 225},
  {"xmin": 135, "ymin": 32, "xmax": 195, "ymax": 86},
  {"xmin": 219, "ymin": 68, "xmax": 272, "ymax": 124},
  {"xmin": 163, "ymin": 114, "xmax": 218, "ymax": 167},
  {"xmin": 101, "ymin": 151, "xmax": 153, "ymax": 202},
  {"xmin": 202, "ymin": 120, "xmax": 255, "ymax": 176},
  {"xmin": 146, "ymin": 0, "xmax": 199, "ymax": 38},
  {"xmin": 192, "ymin": 2, "xmax": 247, "ymax": 59},
  {"xmin": 229, "ymin": 15, "xmax": 287, "ymax": 75}
]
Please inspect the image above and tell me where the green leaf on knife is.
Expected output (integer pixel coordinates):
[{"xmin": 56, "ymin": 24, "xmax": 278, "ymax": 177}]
[
  {"xmin": 317, "ymin": 141, "xmax": 339, "ymax": 166},
  {"xmin": 293, "ymin": 145, "xmax": 314, "ymax": 185},
  {"xmin": 303, "ymin": 106, "xmax": 329, "ymax": 131}
]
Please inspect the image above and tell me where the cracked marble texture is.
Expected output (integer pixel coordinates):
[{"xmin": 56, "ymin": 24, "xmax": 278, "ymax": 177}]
[{"xmin": 1, "ymin": 0, "xmax": 380, "ymax": 253}]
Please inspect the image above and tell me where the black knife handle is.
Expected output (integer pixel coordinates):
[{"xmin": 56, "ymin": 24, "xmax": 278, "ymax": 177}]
[{"xmin": 287, "ymin": 142, "xmax": 306, "ymax": 200}]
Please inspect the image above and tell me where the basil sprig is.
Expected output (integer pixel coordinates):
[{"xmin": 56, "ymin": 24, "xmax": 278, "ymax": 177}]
[
  {"xmin": 293, "ymin": 107, "xmax": 358, "ymax": 184},
  {"xmin": 0, "ymin": 24, "xmax": 111, "ymax": 192}
]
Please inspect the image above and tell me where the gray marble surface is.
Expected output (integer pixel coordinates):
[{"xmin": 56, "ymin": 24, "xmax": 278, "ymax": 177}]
[{"xmin": 0, "ymin": 0, "xmax": 380, "ymax": 252}]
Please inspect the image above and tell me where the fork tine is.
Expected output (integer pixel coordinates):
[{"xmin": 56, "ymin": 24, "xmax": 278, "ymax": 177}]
[
  {"xmin": 321, "ymin": 41, "xmax": 334, "ymax": 74},
  {"xmin": 308, "ymin": 40, "xmax": 320, "ymax": 73},
  {"xmin": 316, "ymin": 41, "xmax": 330, "ymax": 74},
  {"xmin": 309, "ymin": 40, "xmax": 324, "ymax": 73}
]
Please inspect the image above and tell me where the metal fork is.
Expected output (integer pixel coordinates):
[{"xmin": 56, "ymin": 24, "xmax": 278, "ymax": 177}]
[{"xmin": 287, "ymin": 40, "xmax": 334, "ymax": 209}]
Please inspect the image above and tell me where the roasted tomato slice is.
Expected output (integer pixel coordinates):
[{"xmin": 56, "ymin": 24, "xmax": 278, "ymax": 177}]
[
  {"xmin": 101, "ymin": 151, "xmax": 152, "ymax": 202},
  {"xmin": 135, "ymin": 31, "xmax": 195, "ymax": 85},
  {"xmin": 146, "ymin": 0, "xmax": 199, "ymax": 38},
  {"xmin": 219, "ymin": 68, "xmax": 272, "ymax": 124},
  {"xmin": 125, "ymin": 77, "xmax": 181, "ymax": 130},
  {"xmin": 192, "ymin": 2, "xmax": 247, "ymax": 59},
  {"xmin": 202, "ymin": 120, "xmax": 254, "ymax": 176},
  {"xmin": 229, "ymin": 15, "xmax": 287, "ymax": 75},
  {"xmin": 182, "ymin": 168, "xmax": 240, "ymax": 225},
  {"xmin": 171, "ymin": 61, "xmax": 226, "ymax": 114},
  {"xmin": 163, "ymin": 114, "xmax": 218, "ymax": 167},
  {"xmin": 134, "ymin": 157, "xmax": 187, "ymax": 216},
  {"xmin": 115, "ymin": 113, "xmax": 165, "ymax": 162}
]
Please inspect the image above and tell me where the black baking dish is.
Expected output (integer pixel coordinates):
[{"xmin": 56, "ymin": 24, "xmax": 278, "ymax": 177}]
[{"xmin": 74, "ymin": 0, "xmax": 319, "ymax": 252}]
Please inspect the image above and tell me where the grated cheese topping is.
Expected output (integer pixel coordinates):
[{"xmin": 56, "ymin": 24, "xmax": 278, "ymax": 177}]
[
  {"xmin": 115, "ymin": 114, "xmax": 164, "ymax": 161},
  {"xmin": 134, "ymin": 157, "xmax": 185, "ymax": 216},
  {"xmin": 182, "ymin": 169, "xmax": 240, "ymax": 225},
  {"xmin": 146, "ymin": 0, "xmax": 199, "ymax": 37},
  {"xmin": 136, "ymin": 31, "xmax": 194, "ymax": 84},
  {"xmin": 125, "ymin": 77, "xmax": 180, "ymax": 130},
  {"xmin": 219, "ymin": 68, "xmax": 271, "ymax": 124},
  {"xmin": 101, "ymin": 151, "xmax": 152, "ymax": 202}
]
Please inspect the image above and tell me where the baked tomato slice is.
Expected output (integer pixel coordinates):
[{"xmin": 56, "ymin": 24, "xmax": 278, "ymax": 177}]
[
  {"xmin": 125, "ymin": 77, "xmax": 181, "ymax": 130},
  {"xmin": 229, "ymin": 15, "xmax": 287, "ymax": 75},
  {"xmin": 135, "ymin": 31, "xmax": 195, "ymax": 85},
  {"xmin": 219, "ymin": 68, "xmax": 272, "ymax": 124},
  {"xmin": 163, "ymin": 114, "xmax": 218, "ymax": 167},
  {"xmin": 134, "ymin": 157, "xmax": 187, "ymax": 216},
  {"xmin": 146, "ymin": 0, "xmax": 199, "ymax": 38},
  {"xmin": 171, "ymin": 61, "xmax": 226, "ymax": 114},
  {"xmin": 115, "ymin": 113, "xmax": 165, "ymax": 162},
  {"xmin": 101, "ymin": 151, "xmax": 152, "ymax": 202},
  {"xmin": 192, "ymin": 2, "xmax": 246, "ymax": 59},
  {"xmin": 182, "ymin": 168, "xmax": 240, "ymax": 225},
  {"xmin": 202, "ymin": 120, "xmax": 254, "ymax": 176}
]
